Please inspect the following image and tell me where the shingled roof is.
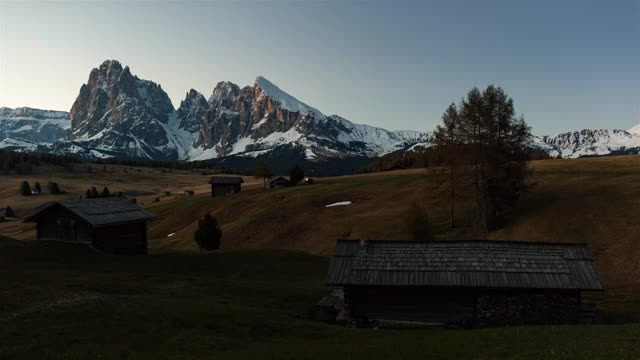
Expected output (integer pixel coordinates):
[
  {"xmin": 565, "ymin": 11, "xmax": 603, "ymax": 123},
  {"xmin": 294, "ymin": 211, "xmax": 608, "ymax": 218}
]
[
  {"xmin": 24, "ymin": 198, "xmax": 156, "ymax": 227},
  {"xmin": 209, "ymin": 176, "xmax": 244, "ymax": 184},
  {"xmin": 327, "ymin": 240, "xmax": 604, "ymax": 291}
]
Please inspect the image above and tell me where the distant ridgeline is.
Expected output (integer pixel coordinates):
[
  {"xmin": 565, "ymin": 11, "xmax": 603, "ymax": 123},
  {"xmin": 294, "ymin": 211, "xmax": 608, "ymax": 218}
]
[{"xmin": 357, "ymin": 145, "xmax": 552, "ymax": 174}]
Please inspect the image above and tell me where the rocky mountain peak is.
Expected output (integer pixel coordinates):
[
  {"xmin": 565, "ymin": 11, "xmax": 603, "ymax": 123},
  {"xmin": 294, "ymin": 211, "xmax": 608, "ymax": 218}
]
[
  {"xmin": 177, "ymin": 89, "xmax": 208, "ymax": 132},
  {"xmin": 208, "ymin": 81, "xmax": 240, "ymax": 107}
]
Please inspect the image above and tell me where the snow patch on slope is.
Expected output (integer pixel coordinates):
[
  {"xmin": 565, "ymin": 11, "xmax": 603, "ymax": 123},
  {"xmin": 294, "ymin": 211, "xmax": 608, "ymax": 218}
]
[{"xmin": 255, "ymin": 76, "xmax": 322, "ymax": 116}]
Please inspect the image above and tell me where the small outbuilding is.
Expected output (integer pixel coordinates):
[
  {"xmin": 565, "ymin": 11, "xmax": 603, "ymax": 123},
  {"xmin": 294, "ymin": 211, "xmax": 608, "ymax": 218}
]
[
  {"xmin": 268, "ymin": 176, "xmax": 291, "ymax": 189},
  {"xmin": 327, "ymin": 240, "xmax": 604, "ymax": 327},
  {"xmin": 24, "ymin": 198, "xmax": 156, "ymax": 255},
  {"xmin": 209, "ymin": 176, "xmax": 243, "ymax": 197}
]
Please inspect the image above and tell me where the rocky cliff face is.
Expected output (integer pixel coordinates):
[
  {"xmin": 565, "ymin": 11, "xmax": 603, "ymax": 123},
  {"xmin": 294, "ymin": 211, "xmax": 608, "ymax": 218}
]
[
  {"xmin": 60, "ymin": 60, "xmax": 429, "ymax": 162},
  {"xmin": 0, "ymin": 107, "xmax": 69, "ymax": 150},
  {"xmin": 178, "ymin": 76, "xmax": 430, "ymax": 161},
  {"xmin": 4, "ymin": 60, "xmax": 638, "ymax": 165},
  {"xmin": 68, "ymin": 60, "xmax": 181, "ymax": 159}
]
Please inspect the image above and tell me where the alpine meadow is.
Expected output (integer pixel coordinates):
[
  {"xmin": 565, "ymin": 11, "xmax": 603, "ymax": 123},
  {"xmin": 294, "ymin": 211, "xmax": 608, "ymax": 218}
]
[{"xmin": 1, "ymin": 1, "xmax": 639, "ymax": 359}]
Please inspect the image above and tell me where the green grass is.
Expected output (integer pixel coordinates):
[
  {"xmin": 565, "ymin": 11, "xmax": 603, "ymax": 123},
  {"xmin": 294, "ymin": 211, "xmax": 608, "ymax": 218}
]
[{"xmin": 2, "ymin": 237, "xmax": 640, "ymax": 359}]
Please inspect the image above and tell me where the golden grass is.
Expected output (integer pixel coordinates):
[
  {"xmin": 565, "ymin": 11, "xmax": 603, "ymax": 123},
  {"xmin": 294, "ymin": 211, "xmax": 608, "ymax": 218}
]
[{"xmin": 2, "ymin": 155, "xmax": 640, "ymax": 290}]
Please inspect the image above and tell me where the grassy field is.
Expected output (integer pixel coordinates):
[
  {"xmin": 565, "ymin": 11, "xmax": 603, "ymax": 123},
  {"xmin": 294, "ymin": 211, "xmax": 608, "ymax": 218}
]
[
  {"xmin": 3, "ymin": 156, "xmax": 640, "ymax": 359},
  {"xmin": 0, "ymin": 163, "xmax": 261, "ymax": 240},
  {"xmin": 143, "ymin": 156, "xmax": 640, "ymax": 290},
  {"xmin": 2, "ymin": 237, "xmax": 640, "ymax": 360}
]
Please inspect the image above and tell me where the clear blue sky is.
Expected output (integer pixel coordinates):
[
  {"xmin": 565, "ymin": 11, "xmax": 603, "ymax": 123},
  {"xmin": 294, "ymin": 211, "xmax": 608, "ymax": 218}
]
[{"xmin": 0, "ymin": 0, "xmax": 638, "ymax": 135}]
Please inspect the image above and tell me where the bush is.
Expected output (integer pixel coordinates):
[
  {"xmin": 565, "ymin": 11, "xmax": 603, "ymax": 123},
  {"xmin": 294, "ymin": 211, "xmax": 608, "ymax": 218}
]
[
  {"xmin": 33, "ymin": 182, "xmax": 42, "ymax": 193},
  {"xmin": 47, "ymin": 181, "xmax": 61, "ymax": 194},
  {"xmin": 101, "ymin": 186, "xmax": 110, "ymax": 198},
  {"xmin": 5, "ymin": 206, "xmax": 15, "ymax": 218},
  {"xmin": 289, "ymin": 164, "xmax": 305, "ymax": 185},
  {"xmin": 405, "ymin": 202, "xmax": 435, "ymax": 241},
  {"xmin": 20, "ymin": 181, "xmax": 32, "ymax": 196},
  {"xmin": 194, "ymin": 213, "xmax": 222, "ymax": 250}
]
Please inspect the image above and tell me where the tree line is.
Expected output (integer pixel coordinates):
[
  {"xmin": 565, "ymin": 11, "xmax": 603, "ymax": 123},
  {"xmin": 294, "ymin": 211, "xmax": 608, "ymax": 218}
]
[
  {"xmin": 432, "ymin": 85, "xmax": 532, "ymax": 231},
  {"xmin": 0, "ymin": 150, "xmax": 80, "ymax": 174}
]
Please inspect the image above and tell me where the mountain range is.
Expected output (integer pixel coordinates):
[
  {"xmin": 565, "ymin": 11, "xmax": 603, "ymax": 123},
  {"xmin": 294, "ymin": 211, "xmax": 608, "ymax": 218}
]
[{"xmin": 1, "ymin": 59, "xmax": 638, "ymax": 172}]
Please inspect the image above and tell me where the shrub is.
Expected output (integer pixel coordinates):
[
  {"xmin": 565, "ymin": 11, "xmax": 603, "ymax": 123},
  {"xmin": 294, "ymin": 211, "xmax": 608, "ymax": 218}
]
[
  {"xmin": 5, "ymin": 206, "xmax": 15, "ymax": 218},
  {"xmin": 194, "ymin": 213, "xmax": 222, "ymax": 250},
  {"xmin": 289, "ymin": 164, "xmax": 305, "ymax": 185},
  {"xmin": 405, "ymin": 202, "xmax": 435, "ymax": 241},
  {"xmin": 101, "ymin": 186, "xmax": 110, "ymax": 198},
  {"xmin": 47, "ymin": 181, "xmax": 61, "ymax": 194},
  {"xmin": 20, "ymin": 181, "xmax": 32, "ymax": 196},
  {"xmin": 33, "ymin": 182, "xmax": 42, "ymax": 194}
]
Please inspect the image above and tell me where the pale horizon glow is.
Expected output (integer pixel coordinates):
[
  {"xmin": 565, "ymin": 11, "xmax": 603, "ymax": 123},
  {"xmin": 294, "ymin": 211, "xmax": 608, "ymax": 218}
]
[{"xmin": 0, "ymin": 1, "xmax": 638, "ymax": 135}]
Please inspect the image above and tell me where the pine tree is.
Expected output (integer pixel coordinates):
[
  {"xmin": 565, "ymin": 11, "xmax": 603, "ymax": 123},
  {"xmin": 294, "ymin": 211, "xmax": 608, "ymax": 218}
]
[
  {"xmin": 86, "ymin": 189, "xmax": 92, "ymax": 199},
  {"xmin": 90, "ymin": 186, "xmax": 99, "ymax": 199},
  {"xmin": 5, "ymin": 206, "xmax": 15, "ymax": 218},
  {"xmin": 433, "ymin": 85, "xmax": 531, "ymax": 231},
  {"xmin": 47, "ymin": 181, "xmax": 60, "ymax": 194},
  {"xmin": 20, "ymin": 181, "xmax": 32, "ymax": 196},
  {"xmin": 433, "ymin": 103, "xmax": 461, "ymax": 228},
  {"xmin": 405, "ymin": 202, "xmax": 435, "ymax": 241},
  {"xmin": 254, "ymin": 158, "xmax": 273, "ymax": 189},
  {"xmin": 101, "ymin": 186, "xmax": 110, "ymax": 198},
  {"xmin": 289, "ymin": 164, "xmax": 305, "ymax": 184},
  {"xmin": 194, "ymin": 213, "xmax": 222, "ymax": 250},
  {"xmin": 34, "ymin": 182, "xmax": 42, "ymax": 194}
]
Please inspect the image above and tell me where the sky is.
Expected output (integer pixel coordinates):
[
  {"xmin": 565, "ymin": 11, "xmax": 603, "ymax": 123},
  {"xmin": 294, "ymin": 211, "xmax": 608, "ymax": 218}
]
[{"xmin": 0, "ymin": 0, "xmax": 638, "ymax": 135}]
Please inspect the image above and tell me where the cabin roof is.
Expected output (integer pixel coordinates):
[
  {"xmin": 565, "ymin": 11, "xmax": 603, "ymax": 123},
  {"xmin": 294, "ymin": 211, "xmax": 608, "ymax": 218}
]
[
  {"xmin": 24, "ymin": 198, "xmax": 156, "ymax": 227},
  {"xmin": 209, "ymin": 176, "xmax": 244, "ymax": 184},
  {"xmin": 269, "ymin": 176, "xmax": 289, "ymax": 183},
  {"xmin": 327, "ymin": 240, "xmax": 605, "ymax": 291}
]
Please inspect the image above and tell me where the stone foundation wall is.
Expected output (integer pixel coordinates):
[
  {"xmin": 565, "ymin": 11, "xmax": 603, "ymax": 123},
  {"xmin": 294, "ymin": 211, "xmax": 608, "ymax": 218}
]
[{"xmin": 475, "ymin": 291, "xmax": 580, "ymax": 327}]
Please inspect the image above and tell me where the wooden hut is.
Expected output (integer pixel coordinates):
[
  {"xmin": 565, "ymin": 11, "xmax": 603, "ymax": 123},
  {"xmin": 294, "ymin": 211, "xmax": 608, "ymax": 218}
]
[
  {"xmin": 24, "ymin": 198, "xmax": 155, "ymax": 255},
  {"xmin": 268, "ymin": 176, "xmax": 291, "ymax": 189},
  {"xmin": 327, "ymin": 240, "xmax": 604, "ymax": 327},
  {"xmin": 209, "ymin": 176, "xmax": 243, "ymax": 197}
]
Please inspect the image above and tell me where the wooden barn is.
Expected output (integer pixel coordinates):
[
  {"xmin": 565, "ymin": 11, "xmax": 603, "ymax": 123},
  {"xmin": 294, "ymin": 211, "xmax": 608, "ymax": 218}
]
[
  {"xmin": 327, "ymin": 240, "xmax": 604, "ymax": 327},
  {"xmin": 24, "ymin": 198, "xmax": 156, "ymax": 255},
  {"xmin": 209, "ymin": 176, "xmax": 243, "ymax": 197},
  {"xmin": 268, "ymin": 176, "xmax": 291, "ymax": 189}
]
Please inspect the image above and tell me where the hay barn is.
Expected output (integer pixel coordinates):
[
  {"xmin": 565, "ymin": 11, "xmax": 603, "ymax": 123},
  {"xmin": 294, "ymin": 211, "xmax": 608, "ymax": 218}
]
[
  {"xmin": 209, "ymin": 176, "xmax": 243, "ymax": 197},
  {"xmin": 327, "ymin": 240, "xmax": 604, "ymax": 327},
  {"xmin": 24, "ymin": 198, "xmax": 156, "ymax": 255},
  {"xmin": 268, "ymin": 176, "xmax": 291, "ymax": 189}
]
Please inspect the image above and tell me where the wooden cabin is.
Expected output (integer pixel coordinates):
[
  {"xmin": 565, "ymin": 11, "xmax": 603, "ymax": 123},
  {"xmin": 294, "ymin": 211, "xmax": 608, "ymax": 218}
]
[
  {"xmin": 24, "ymin": 198, "xmax": 156, "ymax": 255},
  {"xmin": 209, "ymin": 176, "xmax": 243, "ymax": 197},
  {"xmin": 327, "ymin": 240, "xmax": 604, "ymax": 327},
  {"xmin": 268, "ymin": 176, "xmax": 291, "ymax": 189}
]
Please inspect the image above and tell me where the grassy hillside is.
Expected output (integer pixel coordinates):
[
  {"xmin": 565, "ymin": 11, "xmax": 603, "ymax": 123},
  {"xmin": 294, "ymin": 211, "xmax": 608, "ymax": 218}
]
[
  {"xmin": 3, "ymin": 155, "xmax": 640, "ymax": 289},
  {"xmin": 0, "ymin": 163, "xmax": 262, "ymax": 240},
  {"xmin": 147, "ymin": 156, "xmax": 640, "ymax": 289},
  {"xmin": 2, "ymin": 237, "xmax": 640, "ymax": 360}
]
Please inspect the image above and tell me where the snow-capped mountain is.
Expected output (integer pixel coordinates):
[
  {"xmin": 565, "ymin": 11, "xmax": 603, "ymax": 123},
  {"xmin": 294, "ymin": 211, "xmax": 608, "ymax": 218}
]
[
  {"xmin": 5, "ymin": 59, "xmax": 636, "ymax": 166},
  {"xmin": 533, "ymin": 128, "xmax": 640, "ymax": 158},
  {"xmin": 0, "ymin": 107, "xmax": 69, "ymax": 151},
  {"xmin": 54, "ymin": 60, "xmax": 429, "ymax": 162}
]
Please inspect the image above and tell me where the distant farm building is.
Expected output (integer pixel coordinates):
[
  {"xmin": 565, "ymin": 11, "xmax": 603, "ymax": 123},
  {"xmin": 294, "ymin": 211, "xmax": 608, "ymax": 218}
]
[
  {"xmin": 268, "ymin": 176, "xmax": 291, "ymax": 189},
  {"xmin": 24, "ymin": 198, "xmax": 155, "ymax": 255},
  {"xmin": 209, "ymin": 176, "xmax": 243, "ymax": 197},
  {"xmin": 327, "ymin": 240, "xmax": 604, "ymax": 327}
]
